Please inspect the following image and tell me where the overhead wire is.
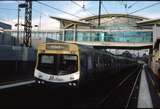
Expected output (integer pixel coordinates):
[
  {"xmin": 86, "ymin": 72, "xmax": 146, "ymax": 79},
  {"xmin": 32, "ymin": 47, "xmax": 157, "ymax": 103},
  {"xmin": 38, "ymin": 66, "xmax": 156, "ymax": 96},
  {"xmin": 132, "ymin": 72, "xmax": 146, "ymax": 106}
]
[
  {"xmin": 121, "ymin": 0, "xmax": 128, "ymax": 14},
  {"xmin": 36, "ymin": 1, "xmax": 82, "ymax": 19},
  {"xmin": 120, "ymin": 0, "xmax": 126, "ymax": 9},
  {"xmin": 10, "ymin": 1, "xmax": 160, "ymax": 30},
  {"xmin": 121, "ymin": 1, "xmax": 130, "ymax": 26},
  {"xmin": 104, "ymin": 1, "xmax": 160, "ymax": 25},
  {"xmin": 101, "ymin": 1, "xmax": 109, "ymax": 14},
  {"xmin": 32, "ymin": 7, "xmax": 49, "ymax": 17},
  {"xmin": 14, "ymin": 1, "xmax": 45, "ymax": 30},
  {"xmin": 71, "ymin": 0, "xmax": 96, "ymax": 16},
  {"xmin": 119, "ymin": 0, "xmax": 128, "ymax": 14},
  {"xmin": 16, "ymin": 1, "xmax": 51, "ymax": 19},
  {"xmin": 0, "ymin": 1, "xmax": 20, "ymax": 25},
  {"xmin": 0, "ymin": 8, "xmax": 17, "ymax": 11},
  {"xmin": 129, "ymin": 1, "xmax": 160, "ymax": 15},
  {"xmin": 127, "ymin": 1, "xmax": 138, "ymax": 9},
  {"xmin": 35, "ymin": 1, "xmax": 160, "ymax": 28}
]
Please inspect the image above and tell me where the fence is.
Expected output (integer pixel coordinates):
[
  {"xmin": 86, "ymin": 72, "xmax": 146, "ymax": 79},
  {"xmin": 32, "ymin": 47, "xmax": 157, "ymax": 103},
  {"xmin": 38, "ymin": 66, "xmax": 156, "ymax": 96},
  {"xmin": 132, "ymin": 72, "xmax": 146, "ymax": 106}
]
[{"xmin": 0, "ymin": 29, "xmax": 153, "ymax": 48}]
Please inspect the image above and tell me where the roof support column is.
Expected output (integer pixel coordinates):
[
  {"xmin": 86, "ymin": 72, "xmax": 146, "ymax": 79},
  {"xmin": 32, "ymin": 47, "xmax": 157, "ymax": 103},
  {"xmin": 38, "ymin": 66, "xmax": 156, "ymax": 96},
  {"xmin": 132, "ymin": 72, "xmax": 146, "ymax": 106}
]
[
  {"xmin": 60, "ymin": 21, "xmax": 65, "ymax": 41},
  {"xmin": 73, "ymin": 24, "xmax": 77, "ymax": 41},
  {"xmin": 62, "ymin": 30, "xmax": 65, "ymax": 41},
  {"xmin": 153, "ymin": 24, "xmax": 157, "ymax": 47}
]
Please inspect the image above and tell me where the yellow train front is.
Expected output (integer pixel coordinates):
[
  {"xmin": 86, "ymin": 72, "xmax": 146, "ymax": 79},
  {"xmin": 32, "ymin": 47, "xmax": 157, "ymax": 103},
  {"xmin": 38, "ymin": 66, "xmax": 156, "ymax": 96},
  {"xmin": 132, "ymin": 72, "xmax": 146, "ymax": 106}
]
[
  {"xmin": 34, "ymin": 42, "xmax": 80, "ymax": 87},
  {"xmin": 34, "ymin": 42, "xmax": 139, "ymax": 87}
]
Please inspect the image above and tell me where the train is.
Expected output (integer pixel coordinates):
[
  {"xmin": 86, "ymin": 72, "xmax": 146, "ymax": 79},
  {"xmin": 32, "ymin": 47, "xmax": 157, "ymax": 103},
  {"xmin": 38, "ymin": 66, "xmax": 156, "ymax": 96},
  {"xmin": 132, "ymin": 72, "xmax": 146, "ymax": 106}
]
[{"xmin": 34, "ymin": 42, "xmax": 139, "ymax": 88}]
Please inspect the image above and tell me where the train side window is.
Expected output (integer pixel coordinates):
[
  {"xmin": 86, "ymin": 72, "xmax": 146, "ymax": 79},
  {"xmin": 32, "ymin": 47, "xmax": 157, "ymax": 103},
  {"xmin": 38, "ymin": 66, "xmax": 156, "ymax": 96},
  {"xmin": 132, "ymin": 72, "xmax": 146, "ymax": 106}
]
[
  {"xmin": 106, "ymin": 56, "xmax": 108, "ymax": 62},
  {"xmin": 98, "ymin": 56, "xmax": 100, "ymax": 64},
  {"xmin": 94, "ymin": 54, "xmax": 98, "ymax": 68},
  {"xmin": 41, "ymin": 55, "xmax": 54, "ymax": 64},
  {"xmin": 103, "ymin": 55, "xmax": 106, "ymax": 64},
  {"xmin": 87, "ymin": 55, "xmax": 93, "ymax": 70},
  {"xmin": 110, "ymin": 58, "xmax": 114, "ymax": 66},
  {"xmin": 100, "ymin": 56, "xmax": 103, "ymax": 68},
  {"xmin": 104, "ymin": 56, "xmax": 107, "ymax": 65}
]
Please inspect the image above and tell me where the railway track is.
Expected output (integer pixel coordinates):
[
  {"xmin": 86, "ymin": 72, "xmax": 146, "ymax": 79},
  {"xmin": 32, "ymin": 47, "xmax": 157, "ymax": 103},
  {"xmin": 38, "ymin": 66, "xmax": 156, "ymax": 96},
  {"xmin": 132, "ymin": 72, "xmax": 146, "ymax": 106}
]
[
  {"xmin": 96, "ymin": 64, "xmax": 142, "ymax": 108},
  {"xmin": 0, "ymin": 65, "xmax": 143, "ymax": 108},
  {"xmin": 70, "ymin": 64, "xmax": 143, "ymax": 108}
]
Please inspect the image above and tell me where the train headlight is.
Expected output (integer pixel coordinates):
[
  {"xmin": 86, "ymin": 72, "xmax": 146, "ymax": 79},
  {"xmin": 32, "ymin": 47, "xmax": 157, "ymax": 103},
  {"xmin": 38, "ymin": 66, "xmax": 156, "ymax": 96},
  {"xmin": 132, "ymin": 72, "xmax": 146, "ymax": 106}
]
[
  {"xmin": 41, "ymin": 81, "xmax": 45, "ymax": 84},
  {"xmin": 38, "ymin": 81, "xmax": 41, "ymax": 84},
  {"xmin": 73, "ymin": 83, "xmax": 76, "ymax": 86}
]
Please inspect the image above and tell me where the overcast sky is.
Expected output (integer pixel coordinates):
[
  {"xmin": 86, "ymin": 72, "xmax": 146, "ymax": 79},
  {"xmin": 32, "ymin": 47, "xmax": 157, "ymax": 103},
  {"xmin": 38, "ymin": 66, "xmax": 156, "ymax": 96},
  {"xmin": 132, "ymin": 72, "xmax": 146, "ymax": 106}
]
[{"xmin": 0, "ymin": 1, "xmax": 160, "ymax": 30}]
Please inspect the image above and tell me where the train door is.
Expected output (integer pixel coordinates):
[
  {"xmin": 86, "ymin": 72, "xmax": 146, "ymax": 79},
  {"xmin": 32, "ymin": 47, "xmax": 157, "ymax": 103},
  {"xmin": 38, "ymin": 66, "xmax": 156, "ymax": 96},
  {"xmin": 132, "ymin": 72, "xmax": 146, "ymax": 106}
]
[
  {"xmin": 79, "ymin": 53, "xmax": 88, "ymax": 85},
  {"xmin": 94, "ymin": 53, "xmax": 99, "ymax": 75},
  {"xmin": 87, "ymin": 54, "xmax": 94, "ymax": 81},
  {"xmin": 110, "ymin": 57, "xmax": 115, "ymax": 74},
  {"xmin": 108, "ymin": 55, "xmax": 112, "ymax": 73}
]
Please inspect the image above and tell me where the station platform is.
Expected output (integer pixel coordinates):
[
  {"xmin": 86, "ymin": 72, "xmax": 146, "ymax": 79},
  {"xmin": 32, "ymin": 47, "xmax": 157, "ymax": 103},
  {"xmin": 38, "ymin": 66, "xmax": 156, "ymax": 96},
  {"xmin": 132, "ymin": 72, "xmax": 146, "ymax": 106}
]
[
  {"xmin": 0, "ymin": 72, "xmax": 34, "ymax": 90},
  {"xmin": 138, "ymin": 64, "xmax": 160, "ymax": 108},
  {"xmin": 0, "ymin": 79, "xmax": 34, "ymax": 90}
]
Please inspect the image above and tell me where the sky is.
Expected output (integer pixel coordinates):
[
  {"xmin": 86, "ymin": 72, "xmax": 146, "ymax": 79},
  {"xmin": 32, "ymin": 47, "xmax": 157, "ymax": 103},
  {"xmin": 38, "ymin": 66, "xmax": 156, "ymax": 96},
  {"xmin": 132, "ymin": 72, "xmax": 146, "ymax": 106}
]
[{"xmin": 0, "ymin": 1, "xmax": 160, "ymax": 30}]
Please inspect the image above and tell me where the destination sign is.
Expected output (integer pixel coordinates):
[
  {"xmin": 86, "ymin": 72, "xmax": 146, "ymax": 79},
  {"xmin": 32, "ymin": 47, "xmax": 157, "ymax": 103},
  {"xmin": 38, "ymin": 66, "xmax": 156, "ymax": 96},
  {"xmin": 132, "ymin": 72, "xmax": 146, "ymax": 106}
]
[{"xmin": 46, "ymin": 44, "xmax": 68, "ymax": 50}]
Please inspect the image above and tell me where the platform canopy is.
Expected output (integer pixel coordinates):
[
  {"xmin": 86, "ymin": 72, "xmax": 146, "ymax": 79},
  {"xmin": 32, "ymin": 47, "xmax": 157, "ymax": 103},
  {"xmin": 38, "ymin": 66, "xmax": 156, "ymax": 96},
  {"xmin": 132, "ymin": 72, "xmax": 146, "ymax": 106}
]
[
  {"xmin": 50, "ymin": 16, "xmax": 92, "ymax": 29},
  {"xmin": 137, "ymin": 19, "xmax": 160, "ymax": 26},
  {"xmin": 69, "ymin": 41, "xmax": 153, "ymax": 50}
]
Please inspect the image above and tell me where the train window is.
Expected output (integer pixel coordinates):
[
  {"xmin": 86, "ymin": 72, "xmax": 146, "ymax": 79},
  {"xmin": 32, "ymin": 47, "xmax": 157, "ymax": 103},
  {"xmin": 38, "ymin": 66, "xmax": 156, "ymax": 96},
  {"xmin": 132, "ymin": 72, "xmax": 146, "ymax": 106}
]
[
  {"xmin": 95, "ymin": 55, "xmax": 98, "ymax": 67},
  {"xmin": 37, "ymin": 54, "xmax": 78, "ymax": 75},
  {"xmin": 60, "ymin": 55, "xmax": 78, "ymax": 74},
  {"xmin": 98, "ymin": 56, "xmax": 100, "ymax": 64},
  {"xmin": 41, "ymin": 55, "xmax": 54, "ymax": 64},
  {"xmin": 105, "ymin": 56, "xmax": 108, "ymax": 63},
  {"xmin": 99, "ymin": 55, "xmax": 104, "ymax": 64},
  {"xmin": 87, "ymin": 56, "xmax": 93, "ymax": 70},
  {"xmin": 101, "ymin": 55, "xmax": 105, "ymax": 64},
  {"xmin": 38, "ymin": 54, "xmax": 56, "ymax": 73},
  {"xmin": 63, "ymin": 55, "xmax": 77, "ymax": 60},
  {"xmin": 103, "ymin": 55, "xmax": 106, "ymax": 64}
]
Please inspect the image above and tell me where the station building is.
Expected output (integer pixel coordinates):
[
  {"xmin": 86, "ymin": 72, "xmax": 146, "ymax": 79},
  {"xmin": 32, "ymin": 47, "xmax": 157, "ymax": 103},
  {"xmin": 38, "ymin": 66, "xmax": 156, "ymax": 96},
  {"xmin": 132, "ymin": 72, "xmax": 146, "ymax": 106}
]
[
  {"xmin": 80, "ymin": 14, "xmax": 149, "ymax": 30},
  {"xmin": 50, "ymin": 14, "xmax": 153, "ymax": 44},
  {"xmin": 0, "ymin": 21, "xmax": 13, "ymax": 45},
  {"xmin": 0, "ymin": 21, "xmax": 11, "ymax": 30},
  {"xmin": 78, "ymin": 14, "xmax": 160, "ymax": 78}
]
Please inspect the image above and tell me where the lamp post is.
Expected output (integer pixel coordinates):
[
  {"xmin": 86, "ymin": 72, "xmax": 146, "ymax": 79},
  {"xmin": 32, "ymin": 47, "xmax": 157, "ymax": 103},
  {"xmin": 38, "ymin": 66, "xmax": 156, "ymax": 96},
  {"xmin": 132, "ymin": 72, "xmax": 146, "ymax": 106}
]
[
  {"xmin": 17, "ymin": 3, "xmax": 27, "ymax": 45},
  {"xmin": 98, "ymin": 0, "xmax": 102, "ymax": 27},
  {"xmin": 17, "ymin": 6, "xmax": 20, "ymax": 45}
]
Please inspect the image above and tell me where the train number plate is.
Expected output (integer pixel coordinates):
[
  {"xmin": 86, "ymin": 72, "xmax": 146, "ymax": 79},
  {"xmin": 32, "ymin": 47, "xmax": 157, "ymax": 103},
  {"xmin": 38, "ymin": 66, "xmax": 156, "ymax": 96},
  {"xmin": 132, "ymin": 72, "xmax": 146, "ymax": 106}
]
[{"xmin": 49, "ymin": 76, "xmax": 54, "ymax": 80}]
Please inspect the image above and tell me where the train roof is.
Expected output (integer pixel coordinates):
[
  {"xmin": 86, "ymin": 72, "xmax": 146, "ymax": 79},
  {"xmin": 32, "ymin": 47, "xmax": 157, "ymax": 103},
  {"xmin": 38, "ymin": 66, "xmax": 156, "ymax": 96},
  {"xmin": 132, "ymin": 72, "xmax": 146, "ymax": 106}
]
[
  {"xmin": 39, "ymin": 42, "xmax": 137, "ymax": 62},
  {"xmin": 43, "ymin": 42, "xmax": 94, "ymax": 49}
]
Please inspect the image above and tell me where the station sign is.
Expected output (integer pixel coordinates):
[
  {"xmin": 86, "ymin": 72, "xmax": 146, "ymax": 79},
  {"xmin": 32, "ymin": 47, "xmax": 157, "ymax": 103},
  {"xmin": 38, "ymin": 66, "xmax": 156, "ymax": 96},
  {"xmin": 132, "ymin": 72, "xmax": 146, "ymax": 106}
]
[{"xmin": 46, "ymin": 44, "xmax": 68, "ymax": 50}]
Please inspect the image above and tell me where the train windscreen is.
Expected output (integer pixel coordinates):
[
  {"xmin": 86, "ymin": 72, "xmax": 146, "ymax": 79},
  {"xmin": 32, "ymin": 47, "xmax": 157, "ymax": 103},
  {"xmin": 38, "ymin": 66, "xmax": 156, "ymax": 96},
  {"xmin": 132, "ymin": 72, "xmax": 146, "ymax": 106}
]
[{"xmin": 37, "ymin": 54, "xmax": 78, "ymax": 75}]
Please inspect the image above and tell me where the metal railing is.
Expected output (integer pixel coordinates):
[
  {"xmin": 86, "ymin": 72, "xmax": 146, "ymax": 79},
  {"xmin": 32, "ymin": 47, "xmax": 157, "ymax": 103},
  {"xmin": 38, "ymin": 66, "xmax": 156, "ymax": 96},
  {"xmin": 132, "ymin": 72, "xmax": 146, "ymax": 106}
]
[{"xmin": 0, "ymin": 29, "xmax": 153, "ymax": 47}]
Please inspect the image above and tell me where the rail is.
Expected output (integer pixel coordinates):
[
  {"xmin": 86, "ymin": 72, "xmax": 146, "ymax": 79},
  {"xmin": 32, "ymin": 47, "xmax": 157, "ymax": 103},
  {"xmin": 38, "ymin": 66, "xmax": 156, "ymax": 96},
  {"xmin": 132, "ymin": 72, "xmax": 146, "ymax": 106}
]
[
  {"xmin": 97, "ymin": 64, "xmax": 142, "ymax": 107},
  {"xmin": 125, "ymin": 65, "xmax": 142, "ymax": 108}
]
